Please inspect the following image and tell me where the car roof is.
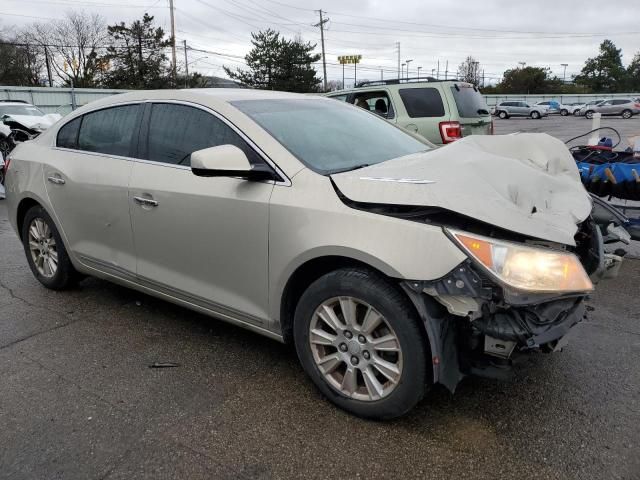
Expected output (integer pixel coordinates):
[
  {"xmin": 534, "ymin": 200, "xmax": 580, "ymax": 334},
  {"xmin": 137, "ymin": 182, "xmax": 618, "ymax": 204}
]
[
  {"xmin": 68, "ymin": 88, "xmax": 320, "ymax": 114},
  {"xmin": 327, "ymin": 79, "xmax": 469, "ymax": 95}
]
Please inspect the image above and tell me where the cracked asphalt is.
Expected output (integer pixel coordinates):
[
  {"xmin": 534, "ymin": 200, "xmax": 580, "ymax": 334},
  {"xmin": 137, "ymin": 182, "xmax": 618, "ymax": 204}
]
[{"xmin": 1, "ymin": 196, "xmax": 640, "ymax": 478}]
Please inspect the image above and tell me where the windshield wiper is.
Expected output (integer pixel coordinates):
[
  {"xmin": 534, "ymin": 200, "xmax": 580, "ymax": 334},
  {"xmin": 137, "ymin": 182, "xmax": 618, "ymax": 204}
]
[{"xmin": 329, "ymin": 163, "xmax": 371, "ymax": 174}]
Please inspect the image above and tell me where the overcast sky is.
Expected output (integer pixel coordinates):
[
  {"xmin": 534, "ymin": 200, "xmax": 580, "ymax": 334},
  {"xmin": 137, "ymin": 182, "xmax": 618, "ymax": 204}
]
[{"xmin": 3, "ymin": 0, "xmax": 640, "ymax": 86}]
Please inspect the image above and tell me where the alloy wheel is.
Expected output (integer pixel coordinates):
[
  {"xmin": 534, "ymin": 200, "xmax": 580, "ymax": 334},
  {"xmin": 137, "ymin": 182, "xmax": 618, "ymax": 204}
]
[
  {"xmin": 28, "ymin": 217, "xmax": 58, "ymax": 278},
  {"xmin": 622, "ymin": 110, "xmax": 632, "ymax": 119},
  {"xmin": 309, "ymin": 296, "xmax": 403, "ymax": 402}
]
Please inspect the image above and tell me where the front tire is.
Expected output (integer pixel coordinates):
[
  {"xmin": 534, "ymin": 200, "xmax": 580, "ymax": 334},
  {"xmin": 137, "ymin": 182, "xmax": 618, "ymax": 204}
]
[
  {"xmin": 498, "ymin": 111, "xmax": 508, "ymax": 119},
  {"xmin": 560, "ymin": 109, "xmax": 569, "ymax": 116},
  {"xmin": 21, "ymin": 205, "xmax": 78, "ymax": 290},
  {"xmin": 531, "ymin": 110, "xmax": 541, "ymax": 119},
  {"xmin": 293, "ymin": 268, "xmax": 430, "ymax": 420},
  {"xmin": 586, "ymin": 110, "xmax": 594, "ymax": 119},
  {"xmin": 622, "ymin": 109, "xmax": 633, "ymax": 119}
]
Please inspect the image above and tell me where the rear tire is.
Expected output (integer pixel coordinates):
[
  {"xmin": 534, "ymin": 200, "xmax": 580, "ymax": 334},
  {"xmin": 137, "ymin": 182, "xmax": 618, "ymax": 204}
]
[
  {"xmin": 531, "ymin": 110, "xmax": 541, "ymax": 119},
  {"xmin": 21, "ymin": 205, "xmax": 79, "ymax": 290},
  {"xmin": 586, "ymin": 110, "xmax": 594, "ymax": 119},
  {"xmin": 293, "ymin": 268, "xmax": 430, "ymax": 420},
  {"xmin": 498, "ymin": 111, "xmax": 508, "ymax": 119},
  {"xmin": 622, "ymin": 109, "xmax": 632, "ymax": 119}
]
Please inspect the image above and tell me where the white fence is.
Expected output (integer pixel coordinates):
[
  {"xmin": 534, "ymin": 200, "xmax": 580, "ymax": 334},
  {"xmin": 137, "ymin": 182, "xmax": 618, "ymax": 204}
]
[
  {"xmin": 2, "ymin": 85, "xmax": 639, "ymax": 112},
  {"xmin": 0, "ymin": 86, "xmax": 127, "ymax": 115}
]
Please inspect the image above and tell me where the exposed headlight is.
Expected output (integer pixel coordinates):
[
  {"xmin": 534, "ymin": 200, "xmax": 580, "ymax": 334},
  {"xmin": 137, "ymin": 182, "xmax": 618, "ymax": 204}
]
[{"xmin": 447, "ymin": 229, "xmax": 593, "ymax": 293}]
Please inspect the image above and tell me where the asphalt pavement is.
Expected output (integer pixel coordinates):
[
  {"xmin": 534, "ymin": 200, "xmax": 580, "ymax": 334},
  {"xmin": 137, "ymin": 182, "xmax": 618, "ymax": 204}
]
[{"xmin": 1, "ymin": 117, "xmax": 640, "ymax": 479}]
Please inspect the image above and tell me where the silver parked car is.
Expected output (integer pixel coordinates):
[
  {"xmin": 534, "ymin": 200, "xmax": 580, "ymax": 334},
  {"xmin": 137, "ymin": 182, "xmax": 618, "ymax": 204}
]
[
  {"xmin": 5, "ymin": 89, "xmax": 608, "ymax": 419},
  {"xmin": 580, "ymin": 98, "xmax": 640, "ymax": 119},
  {"xmin": 494, "ymin": 101, "xmax": 548, "ymax": 119}
]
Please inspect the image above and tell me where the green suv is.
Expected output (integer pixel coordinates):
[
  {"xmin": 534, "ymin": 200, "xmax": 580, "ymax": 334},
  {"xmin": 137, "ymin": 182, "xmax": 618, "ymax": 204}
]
[{"xmin": 325, "ymin": 78, "xmax": 493, "ymax": 145}]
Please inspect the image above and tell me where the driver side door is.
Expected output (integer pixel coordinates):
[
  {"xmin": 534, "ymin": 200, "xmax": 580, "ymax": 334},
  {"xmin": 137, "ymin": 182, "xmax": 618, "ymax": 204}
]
[{"xmin": 128, "ymin": 102, "xmax": 275, "ymax": 326}]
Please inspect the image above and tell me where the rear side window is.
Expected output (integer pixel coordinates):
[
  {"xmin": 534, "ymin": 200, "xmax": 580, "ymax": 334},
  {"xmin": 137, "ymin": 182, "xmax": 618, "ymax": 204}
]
[
  {"xmin": 78, "ymin": 105, "xmax": 140, "ymax": 157},
  {"xmin": 450, "ymin": 85, "xmax": 490, "ymax": 117},
  {"xmin": 398, "ymin": 88, "xmax": 445, "ymax": 118},
  {"xmin": 612, "ymin": 99, "xmax": 629, "ymax": 105},
  {"xmin": 145, "ymin": 103, "xmax": 261, "ymax": 166},
  {"xmin": 56, "ymin": 117, "xmax": 81, "ymax": 149},
  {"xmin": 329, "ymin": 94, "xmax": 348, "ymax": 102}
]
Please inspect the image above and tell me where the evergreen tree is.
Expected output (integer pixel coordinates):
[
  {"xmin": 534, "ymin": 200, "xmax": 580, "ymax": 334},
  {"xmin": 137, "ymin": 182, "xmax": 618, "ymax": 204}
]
[
  {"xmin": 103, "ymin": 13, "xmax": 172, "ymax": 89},
  {"xmin": 224, "ymin": 29, "xmax": 321, "ymax": 92},
  {"xmin": 575, "ymin": 40, "xmax": 626, "ymax": 92}
]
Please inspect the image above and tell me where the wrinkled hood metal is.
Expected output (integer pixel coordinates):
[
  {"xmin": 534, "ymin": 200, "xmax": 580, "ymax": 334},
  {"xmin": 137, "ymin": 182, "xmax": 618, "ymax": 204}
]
[
  {"xmin": 2, "ymin": 113, "xmax": 61, "ymax": 131},
  {"xmin": 331, "ymin": 133, "xmax": 592, "ymax": 246}
]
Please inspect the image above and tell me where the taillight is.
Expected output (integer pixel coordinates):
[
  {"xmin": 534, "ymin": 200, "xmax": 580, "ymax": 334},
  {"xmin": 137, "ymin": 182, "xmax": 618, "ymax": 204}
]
[
  {"xmin": 439, "ymin": 121, "xmax": 462, "ymax": 144},
  {"xmin": 635, "ymin": 103, "xmax": 640, "ymax": 109}
]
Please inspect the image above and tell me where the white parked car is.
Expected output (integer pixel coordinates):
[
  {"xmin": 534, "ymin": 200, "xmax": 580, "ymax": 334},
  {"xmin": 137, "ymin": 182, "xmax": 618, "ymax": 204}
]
[{"xmin": 0, "ymin": 100, "xmax": 62, "ymax": 158}]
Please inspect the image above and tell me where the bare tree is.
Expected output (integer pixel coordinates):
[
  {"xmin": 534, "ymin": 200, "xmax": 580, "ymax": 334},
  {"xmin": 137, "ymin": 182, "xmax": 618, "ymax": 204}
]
[
  {"xmin": 24, "ymin": 12, "xmax": 108, "ymax": 87},
  {"xmin": 457, "ymin": 56, "xmax": 481, "ymax": 85},
  {"xmin": 326, "ymin": 79, "xmax": 343, "ymax": 91}
]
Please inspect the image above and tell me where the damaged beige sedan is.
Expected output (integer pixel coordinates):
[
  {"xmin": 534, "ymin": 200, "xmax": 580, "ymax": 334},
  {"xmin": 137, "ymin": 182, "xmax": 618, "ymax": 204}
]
[{"xmin": 4, "ymin": 90, "xmax": 610, "ymax": 419}]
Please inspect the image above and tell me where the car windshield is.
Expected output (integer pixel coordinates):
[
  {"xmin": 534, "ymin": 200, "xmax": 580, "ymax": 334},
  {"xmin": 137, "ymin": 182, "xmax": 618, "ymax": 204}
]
[
  {"xmin": 232, "ymin": 98, "xmax": 430, "ymax": 174},
  {"xmin": 450, "ymin": 85, "xmax": 490, "ymax": 117},
  {"xmin": 0, "ymin": 105, "xmax": 45, "ymax": 117}
]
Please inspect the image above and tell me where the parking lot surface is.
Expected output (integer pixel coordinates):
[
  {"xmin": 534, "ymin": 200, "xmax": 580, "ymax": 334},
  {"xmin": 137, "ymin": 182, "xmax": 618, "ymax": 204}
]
[{"xmin": 493, "ymin": 113, "xmax": 640, "ymax": 148}]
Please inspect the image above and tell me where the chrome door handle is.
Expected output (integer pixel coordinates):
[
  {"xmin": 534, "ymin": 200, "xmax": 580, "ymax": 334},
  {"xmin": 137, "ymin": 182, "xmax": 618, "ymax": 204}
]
[
  {"xmin": 47, "ymin": 176, "xmax": 65, "ymax": 185},
  {"xmin": 133, "ymin": 196, "xmax": 158, "ymax": 207}
]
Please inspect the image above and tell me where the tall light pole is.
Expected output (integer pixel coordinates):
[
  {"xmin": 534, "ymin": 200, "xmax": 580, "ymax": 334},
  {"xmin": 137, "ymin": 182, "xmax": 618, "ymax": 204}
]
[
  {"xmin": 405, "ymin": 59, "xmax": 413, "ymax": 79},
  {"xmin": 401, "ymin": 63, "xmax": 406, "ymax": 80},
  {"xmin": 417, "ymin": 66, "xmax": 422, "ymax": 80},
  {"xmin": 431, "ymin": 68, "xmax": 435, "ymax": 78},
  {"xmin": 518, "ymin": 61, "xmax": 526, "ymax": 69},
  {"xmin": 561, "ymin": 63, "xmax": 568, "ymax": 84}
]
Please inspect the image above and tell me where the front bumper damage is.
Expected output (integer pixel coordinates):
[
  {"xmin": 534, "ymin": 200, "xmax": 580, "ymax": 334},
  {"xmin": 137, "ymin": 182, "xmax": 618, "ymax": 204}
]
[{"xmin": 401, "ymin": 260, "xmax": 590, "ymax": 392}]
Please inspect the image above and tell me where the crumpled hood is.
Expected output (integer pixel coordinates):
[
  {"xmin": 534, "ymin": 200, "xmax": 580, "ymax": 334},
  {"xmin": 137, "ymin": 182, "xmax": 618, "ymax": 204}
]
[
  {"xmin": 3, "ymin": 113, "xmax": 61, "ymax": 131},
  {"xmin": 331, "ymin": 133, "xmax": 592, "ymax": 246}
]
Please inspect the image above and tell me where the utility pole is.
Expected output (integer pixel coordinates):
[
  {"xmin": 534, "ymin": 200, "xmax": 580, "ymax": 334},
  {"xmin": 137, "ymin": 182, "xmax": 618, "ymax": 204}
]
[
  {"xmin": 380, "ymin": 69, "xmax": 383, "ymax": 80},
  {"xmin": 183, "ymin": 40, "xmax": 189, "ymax": 88},
  {"xmin": 314, "ymin": 10, "xmax": 329, "ymax": 92},
  {"xmin": 169, "ymin": 0, "xmax": 177, "ymax": 86},
  {"xmin": 417, "ymin": 66, "xmax": 422, "ymax": 80},
  {"xmin": 396, "ymin": 42, "xmax": 400, "ymax": 79},
  {"xmin": 561, "ymin": 63, "xmax": 568, "ymax": 84},
  {"xmin": 436, "ymin": 60, "xmax": 440, "ymax": 79},
  {"xmin": 342, "ymin": 63, "xmax": 345, "ymax": 89},
  {"xmin": 445, "ymin": 60, "xmax": 448, "ymax": 80},
  {"xmin": 44, "ymin": 46, "xmax": 53, "ymax": 87},
  {"xmin": 401, "ymin": 63, "xmax": 405, "ymax": 80}
]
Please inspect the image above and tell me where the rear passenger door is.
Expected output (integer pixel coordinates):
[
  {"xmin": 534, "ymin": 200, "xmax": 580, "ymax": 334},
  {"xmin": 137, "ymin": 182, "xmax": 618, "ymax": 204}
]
[
  {"xmin": 46, "ymin": 103, "xmax": 142, "ymax": 277},
  {"xmin": 128, "ymin": 102, "xmax": 275, "ymax": 325},
  {"xmin": 395, "ymin": 87, "xmax": 448, "ymax": 144}
]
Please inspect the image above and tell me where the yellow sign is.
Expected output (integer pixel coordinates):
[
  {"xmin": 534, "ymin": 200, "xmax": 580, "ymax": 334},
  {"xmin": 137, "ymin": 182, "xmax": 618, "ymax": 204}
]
[{"xmin": 338, "ymin": 55, "xmax": 362, "ymax": 65}]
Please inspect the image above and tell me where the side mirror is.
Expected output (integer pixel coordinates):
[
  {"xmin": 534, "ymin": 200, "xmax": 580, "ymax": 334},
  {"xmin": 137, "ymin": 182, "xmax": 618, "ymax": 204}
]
[{"xmin": 191, "ymin": 144, "xmax": 275, "ymax": 181}]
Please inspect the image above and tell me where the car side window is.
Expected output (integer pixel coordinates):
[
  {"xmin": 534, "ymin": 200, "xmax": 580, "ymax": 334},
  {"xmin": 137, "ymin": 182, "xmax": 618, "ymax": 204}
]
[
  {"xmin": 77, "ymin": 104, "xmax": 141, "ymax": 157},
  {"xmin": 56, "ymin": 117, "xmax": 81, "ymax": 149},
  {"xmin": 145, "ymin": 103, "xmax": 262, "ymax": 167},
  {"xmin": 329, "ymin": 94, "xmax": 348, "ymax": 102},
  {"xmin": 613, "ymin": 99, "xmax": 628, "ymax": 105},
  {"xmin": 398, "ymin": 88, "xmax": 444, "ymax": 118},
  {"xmin": 352, "ymin": 91, "xmax": 395, "ymax": 119}
]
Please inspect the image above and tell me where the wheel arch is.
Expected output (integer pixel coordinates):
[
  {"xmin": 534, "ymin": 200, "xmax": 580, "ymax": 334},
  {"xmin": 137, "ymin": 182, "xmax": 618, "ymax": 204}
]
[{"xmin": 276, "ymin": 254, "xmax": 426, "ymax": 343}]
